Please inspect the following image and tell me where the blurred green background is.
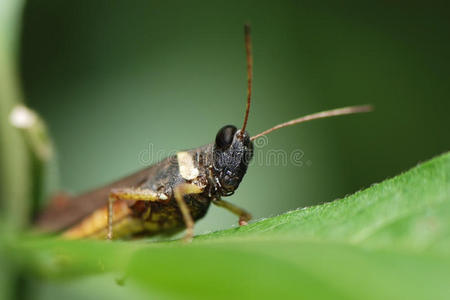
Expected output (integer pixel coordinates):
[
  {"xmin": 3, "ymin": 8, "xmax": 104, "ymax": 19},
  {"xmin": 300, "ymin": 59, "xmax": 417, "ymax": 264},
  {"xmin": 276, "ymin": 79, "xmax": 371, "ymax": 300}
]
[
  {"xmin": 19, "ymin": 0, "xmax": 449, "ymax": 235},
  {"xmin": 0, "ymin": 1, "xmax": 449, "ymax": 300}
]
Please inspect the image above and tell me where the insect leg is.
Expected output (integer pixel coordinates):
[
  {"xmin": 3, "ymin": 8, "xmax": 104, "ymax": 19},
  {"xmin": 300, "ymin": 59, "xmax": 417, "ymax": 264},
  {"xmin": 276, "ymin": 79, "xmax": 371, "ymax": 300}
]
[
  {"xmin": 213, "ymin": 198, "xmax": 252, "ymax": 226},
  {"xmin": 173, "ymin": 183, "xmax": 203, "ymax": 243},
  {"xmin": 108, "ymin": 188, "xmax": 167, "ymax": 240}
]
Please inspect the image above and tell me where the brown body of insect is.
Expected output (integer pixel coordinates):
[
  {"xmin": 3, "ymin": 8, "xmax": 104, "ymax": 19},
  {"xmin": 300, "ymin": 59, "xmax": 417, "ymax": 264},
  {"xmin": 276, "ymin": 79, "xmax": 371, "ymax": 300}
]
[
  {"xmin": 60, "ymin": 144, "xmax": 251, "ymax": 241},
  {"xmin": 36, "ymin": 25, "xmax": 372, "ymax": 242}
]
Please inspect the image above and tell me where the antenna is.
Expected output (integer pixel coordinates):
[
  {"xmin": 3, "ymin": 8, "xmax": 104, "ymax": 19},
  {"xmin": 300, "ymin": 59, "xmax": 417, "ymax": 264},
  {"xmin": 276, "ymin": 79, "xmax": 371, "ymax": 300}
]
[
  {"xmin": 251, "ymin": 105, "xmax": 373, "ymax": 141},
  {"xmin": 240, "ymin": 23, "xmax": 253, "ymax": 137}
]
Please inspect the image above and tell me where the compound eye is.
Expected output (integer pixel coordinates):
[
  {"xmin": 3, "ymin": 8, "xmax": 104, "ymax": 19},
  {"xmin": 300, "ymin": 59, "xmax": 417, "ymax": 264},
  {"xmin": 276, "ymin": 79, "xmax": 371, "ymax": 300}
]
[{"xmin": 215, "ymin": 125, "xmax": 237, "ymax": 150}]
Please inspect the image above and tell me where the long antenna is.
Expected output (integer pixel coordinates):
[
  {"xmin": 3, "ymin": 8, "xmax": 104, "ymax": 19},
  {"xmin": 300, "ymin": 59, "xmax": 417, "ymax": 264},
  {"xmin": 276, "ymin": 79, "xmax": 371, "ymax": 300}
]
[
  {"xmin": 240, "ymin": 23, "xmax": 253, "ymax": 137},
  {"xmin": 251, "ymin": 105, "xmax": 373, "ymax": 141}
]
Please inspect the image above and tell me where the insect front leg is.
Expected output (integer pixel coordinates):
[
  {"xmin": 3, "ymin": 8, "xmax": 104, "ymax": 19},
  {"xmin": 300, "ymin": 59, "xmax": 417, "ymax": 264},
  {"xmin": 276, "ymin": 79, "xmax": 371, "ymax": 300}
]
[
  {"xmin": 173, "ymin": 183, "xmax": 203, "ymax": 243},
  {"xmin": 213, "ymin": 198, "xmax": 252, "ymax": 226},
  {"xmin": 108, "ymin": 188, "xmax": 168, "ymax": 240}
]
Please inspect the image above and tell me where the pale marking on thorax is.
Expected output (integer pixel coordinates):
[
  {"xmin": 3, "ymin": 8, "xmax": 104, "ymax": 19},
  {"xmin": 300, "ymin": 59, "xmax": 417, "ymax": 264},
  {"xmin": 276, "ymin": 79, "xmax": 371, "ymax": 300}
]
[{"xmin": 177, "ymin": 151, "xmax": 199, "ymax": 180}]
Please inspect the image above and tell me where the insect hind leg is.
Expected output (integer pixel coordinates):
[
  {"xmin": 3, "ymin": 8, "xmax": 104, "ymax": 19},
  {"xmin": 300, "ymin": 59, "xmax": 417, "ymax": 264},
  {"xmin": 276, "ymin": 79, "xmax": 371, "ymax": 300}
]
[{"xmin": 107, "ymin": 188, "xmax": 168, "ymax": 240}]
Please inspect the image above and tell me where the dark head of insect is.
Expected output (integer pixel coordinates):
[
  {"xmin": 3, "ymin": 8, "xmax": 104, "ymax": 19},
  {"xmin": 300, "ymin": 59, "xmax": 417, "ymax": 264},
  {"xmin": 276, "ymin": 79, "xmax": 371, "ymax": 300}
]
[{"xmin": 212, "ymin": 125, "xmax": 253, "ymax": 196}]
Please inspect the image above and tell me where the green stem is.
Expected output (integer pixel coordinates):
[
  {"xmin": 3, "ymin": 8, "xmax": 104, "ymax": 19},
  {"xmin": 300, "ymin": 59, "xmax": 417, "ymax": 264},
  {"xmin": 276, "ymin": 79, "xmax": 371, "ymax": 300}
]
[{"xmin": 0, "ymin": 0, "xmax": 27, "ymax": 231}]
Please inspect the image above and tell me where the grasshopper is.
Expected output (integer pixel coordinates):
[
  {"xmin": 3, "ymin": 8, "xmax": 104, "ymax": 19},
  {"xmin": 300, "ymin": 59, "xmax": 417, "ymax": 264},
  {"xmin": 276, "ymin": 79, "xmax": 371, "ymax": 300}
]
[{"xmin": 36, "ymin": 25, "xmax": 372, "ymax": 242}]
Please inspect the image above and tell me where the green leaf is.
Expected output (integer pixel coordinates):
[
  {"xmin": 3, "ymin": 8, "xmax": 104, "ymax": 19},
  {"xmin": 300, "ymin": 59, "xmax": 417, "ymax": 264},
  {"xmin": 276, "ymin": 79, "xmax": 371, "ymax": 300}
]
[{"xmin": 5, "ymin": 152, "xmax": 450, "ymax": 300}]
